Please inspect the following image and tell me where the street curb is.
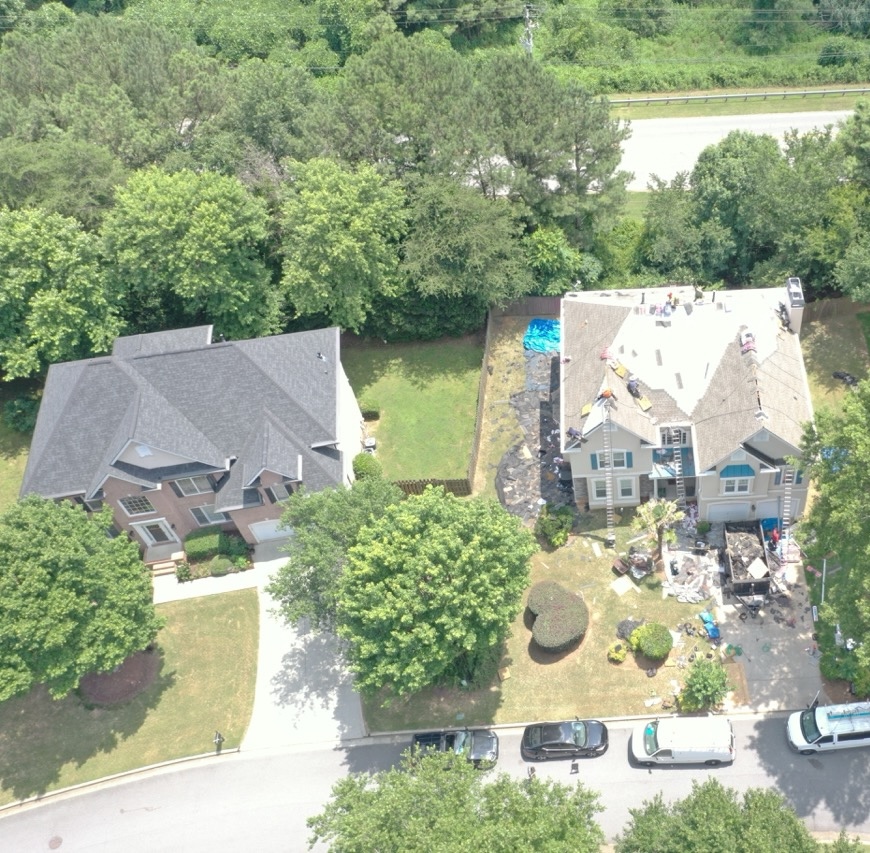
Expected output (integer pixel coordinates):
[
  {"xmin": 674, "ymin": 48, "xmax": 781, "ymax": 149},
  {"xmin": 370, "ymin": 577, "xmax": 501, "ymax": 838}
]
[
  {"xmin": 363, "ymin": 707, "xmax": 796, "ymax": 739},
  {"xmin": 0, "ymin": 748, "xmax": 240, "ymax": 816}
]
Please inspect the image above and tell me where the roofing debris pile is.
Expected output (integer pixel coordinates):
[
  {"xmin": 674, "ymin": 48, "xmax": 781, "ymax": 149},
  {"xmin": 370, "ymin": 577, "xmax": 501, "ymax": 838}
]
[
  {"xmin": 724, "ymin": 523, "xmax": 769, "ymax": 584},
  {"xmin": 495, "ymin": 352, "xmax": 575, "ymax": 521}
]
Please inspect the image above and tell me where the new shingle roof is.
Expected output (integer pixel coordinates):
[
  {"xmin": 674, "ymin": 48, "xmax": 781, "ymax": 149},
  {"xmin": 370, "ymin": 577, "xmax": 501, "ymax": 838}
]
[
  {"xmin": 21, "ymin": 325, "xmax": 346, "ymax": 501},
  {"xmin": 560, "ymin": 287, "xmax": 813, "ymax": 469}
]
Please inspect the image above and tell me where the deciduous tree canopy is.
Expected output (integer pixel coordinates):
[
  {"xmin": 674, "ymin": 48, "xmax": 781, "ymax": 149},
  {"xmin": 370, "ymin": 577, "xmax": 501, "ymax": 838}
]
[
  {"xmin": 309, "ymin": 752, "xmax": 605, "ymax": 853},
  {"xmin": 616, "ymin": 778, "xmax": 819, "ymax": 853},
  {"xmin": 337, "ymin": 486, "xmax": 537, "ymax": 696},
  {"xmin": 266, "ymin": 477, "xmax": 405, "ymax": 632},
  {"xmin": 102, "ymin": 167, "xmax": 281, "ymax": 340},
  {"xmin": 0, "ymin": 497, "xmax": 163, "ymax": 701},
  {"xmin": 0, "ymin": 207, "xmax": 120, "ymax": 379}
]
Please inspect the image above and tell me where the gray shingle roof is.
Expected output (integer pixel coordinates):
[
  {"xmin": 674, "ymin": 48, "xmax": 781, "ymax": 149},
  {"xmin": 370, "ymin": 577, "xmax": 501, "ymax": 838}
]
[
  {"xmin": 561, "ymin": 287, "xmax": 813, "ymax": 467},
  {"xmin": 21, "ymin": 326, "xmax": 346, "ymax": 500}
]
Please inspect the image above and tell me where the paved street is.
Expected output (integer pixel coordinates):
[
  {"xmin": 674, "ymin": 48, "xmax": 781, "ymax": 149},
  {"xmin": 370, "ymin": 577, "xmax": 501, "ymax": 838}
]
[
  {"xmin": 620, "ymin": 111, "xmax": 853, "ymax": 191},
  {"xmin": 2, "ymin": 717, "xmax": 869, "ymax": 851}
]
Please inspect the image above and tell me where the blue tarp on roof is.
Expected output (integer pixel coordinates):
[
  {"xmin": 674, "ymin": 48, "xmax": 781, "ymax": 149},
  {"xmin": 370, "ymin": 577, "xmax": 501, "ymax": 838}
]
[{"xmin": 523, "ymin": 318, "xmax": 561, "ymax": 354}]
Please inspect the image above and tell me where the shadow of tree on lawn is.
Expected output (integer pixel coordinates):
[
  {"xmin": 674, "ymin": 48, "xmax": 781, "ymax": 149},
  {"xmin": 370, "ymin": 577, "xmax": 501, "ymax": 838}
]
[{"xmin": 0, "ymin": 649, "xmax": 176, "ymax": 802}]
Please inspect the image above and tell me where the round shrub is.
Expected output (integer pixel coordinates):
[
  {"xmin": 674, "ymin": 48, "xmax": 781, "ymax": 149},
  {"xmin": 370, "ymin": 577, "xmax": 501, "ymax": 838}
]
[
  {"xmin": 209, "ymin": 555, "xmax": 233, "ymax": 577},
  {"xmin": 629, "ymin": 622, "xmax": 673, "ymax": 660},
  {"xmin": 527, "ymin": 581, "xmax": 589, "ymax": 653},
  {"xmin": 679, "ymin": 658, "xmax": 731, "ymax": 712},
  {"xmin": 534, "ymin": 503, "xmax": 574, "ymax": 549},
  {"xmin": 353, "ymin": 451, "xmax": 383, "ymax": 480},
  {"xmin": 175, "ymin": 561, "xmax": 192, "ymax": 583},
  {"xmin": 607, "ymin": 641, "xmax": 628, "ymax": 663}
]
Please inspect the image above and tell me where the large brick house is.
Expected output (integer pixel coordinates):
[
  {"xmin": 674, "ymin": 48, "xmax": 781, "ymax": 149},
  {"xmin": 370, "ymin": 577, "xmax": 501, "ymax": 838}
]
[
  {"xmin": 559, "ymin": 279, "xmax": 813, "ymax": 525},
  {"xmin": 21, "ymin": 325, "xmax": 363, "ymax": 561}
]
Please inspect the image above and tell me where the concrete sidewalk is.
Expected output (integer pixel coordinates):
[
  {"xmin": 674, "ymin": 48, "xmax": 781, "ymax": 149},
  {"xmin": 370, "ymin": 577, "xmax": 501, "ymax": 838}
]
[{"xmin": 152, "ymin": 540, "xmax": 366, "ymax": 751}]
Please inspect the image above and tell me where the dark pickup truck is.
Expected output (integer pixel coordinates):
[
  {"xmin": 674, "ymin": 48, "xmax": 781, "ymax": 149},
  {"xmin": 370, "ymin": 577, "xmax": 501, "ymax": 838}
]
[{"xmin": 412, "ymin": 728, "xmax": 499, "ymax": 767}]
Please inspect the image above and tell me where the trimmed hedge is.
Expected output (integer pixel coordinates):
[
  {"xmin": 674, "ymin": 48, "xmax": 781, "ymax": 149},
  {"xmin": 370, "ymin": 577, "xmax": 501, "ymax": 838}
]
[
  {"xmin": 185, "ymin": 529, "xmax": 249, "ymax": 563},
  {"xmin": 629, "ymin": 622, "xmax": 674, "ymax": 661},
  {"xmin": 527, "ymin": 581, "xmax": 589, "ymax": 653},
  {"xmin": 353, "ymin": 452, "xmax": 383, "ymax": 480},
  {"xmin": 184, "ymin": 528, "xmax": 221, "ymax": 561}
]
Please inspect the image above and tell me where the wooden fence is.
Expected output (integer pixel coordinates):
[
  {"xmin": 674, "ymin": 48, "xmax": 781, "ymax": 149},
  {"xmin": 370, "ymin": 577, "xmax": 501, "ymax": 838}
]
[
  {"xmin": 393, "ymin": 478, "xmax": 472, "ymax": 497},
  {"xmin": 491, "ymin": 296, "xmax": 561, "ymax": 317},
  {"xmin": 803, "ymin": 297, "xmax": 868, "ymax": 322}
]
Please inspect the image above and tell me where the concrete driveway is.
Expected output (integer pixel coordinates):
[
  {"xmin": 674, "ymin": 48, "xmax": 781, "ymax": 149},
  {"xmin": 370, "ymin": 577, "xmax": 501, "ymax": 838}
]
[
  {"xmin": 241, "ymin": 541, "xmax": 367, "ymax": 752},
  {"xmin": 152, "ymin": 540, "xmax": 366, "ymax": 752},
  {"xmin": 663, "ymin": 523, "xmax": 822, "ymax": 713}
]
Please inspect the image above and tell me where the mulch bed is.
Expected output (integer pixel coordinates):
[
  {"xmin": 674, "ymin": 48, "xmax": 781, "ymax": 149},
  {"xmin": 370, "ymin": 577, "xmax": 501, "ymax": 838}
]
[{"xmin": 79, "ymin": 648, "xmax": 160, "ymax": 707}]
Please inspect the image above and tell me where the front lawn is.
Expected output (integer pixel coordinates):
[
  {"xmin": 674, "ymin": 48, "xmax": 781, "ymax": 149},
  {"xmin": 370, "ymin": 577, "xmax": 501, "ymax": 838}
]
[
  {"xmin": 0, "ymin": 589, "xmax": 258, "ymax": 805},
  {"xmin": 363, "ymin": 513, "xmax": 738, "ymax": 732},
  {"xmin": 341, "ymin": 335, "xmax": 484, "ymax": 481}
]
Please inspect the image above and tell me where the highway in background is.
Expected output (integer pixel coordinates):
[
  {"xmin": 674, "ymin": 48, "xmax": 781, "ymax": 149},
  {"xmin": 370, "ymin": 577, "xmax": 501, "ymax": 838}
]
[{"xmin": 620, "ymin": 111, "xmax": 853, "ymax": 191}]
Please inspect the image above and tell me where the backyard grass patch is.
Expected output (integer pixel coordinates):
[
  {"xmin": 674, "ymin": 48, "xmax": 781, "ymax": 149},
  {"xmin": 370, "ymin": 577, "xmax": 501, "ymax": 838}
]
[
  {"xmin": 341, "ymin": 334, "xmax": 484, "ymax": 481},
  {"xmin": 801, "ymin": 303, "xmax": 870, "ymax": 415},
  {"xmin": 363, "ymin": 512, "xmax": 724, "ymax": 732},
  {"xmin": 0, "ymin": 588, "xmax": 258, "ymax": 805},
  {"xmin": 0, "ymin": 382, "xmax": 34, "ymax": 514}
]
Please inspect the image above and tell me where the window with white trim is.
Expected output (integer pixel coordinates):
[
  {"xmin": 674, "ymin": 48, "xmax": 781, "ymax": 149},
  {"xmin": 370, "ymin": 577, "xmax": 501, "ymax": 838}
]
[
  {"xmin": 191, "ymin": 505, "xmax": 230, "ymax": 526},
  {"xmin": 618, "ymin": 478, "xmax": 634, "ymax": 499},
  {"xmin": 174, "ymin": 475, "xmax": 213, "ymax": 497},
  {"xmin": 597, "ymin": 451, "xmax": 629, "ymax": 469},
  {"xmin": 120, "ymin": 495, "xmax": 156, "ymax": 516},
  {"xmin": 592, "ymin": 479, "xmax": 607, "ymax": 500},
  {"xmin": 660, "ymin": 428, "xmax": 689, "ymax": 446},
  {"xmin": 722, "ymin": 478, "xmax": 752, "ymax": 495}
]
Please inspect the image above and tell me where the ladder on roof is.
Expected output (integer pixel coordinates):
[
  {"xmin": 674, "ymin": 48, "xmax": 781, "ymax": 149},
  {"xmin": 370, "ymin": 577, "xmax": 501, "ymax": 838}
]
[
  {"xmin": 602, "ymin": 402, "xmax": 616, "ymax": 547},
  {"xmin": 672, "ymin": 428, "xmax": 686, "ymax": 508},
  {"xmin": 780, "ymin": 465, "xmax": 795, "ymax": 558}
]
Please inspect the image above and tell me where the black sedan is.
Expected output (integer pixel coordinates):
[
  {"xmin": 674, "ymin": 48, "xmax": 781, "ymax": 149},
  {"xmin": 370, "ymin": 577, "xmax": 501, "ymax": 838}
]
[{"xmin": 521, "ymin": 719, "xmax": 609, "ymax": 761}]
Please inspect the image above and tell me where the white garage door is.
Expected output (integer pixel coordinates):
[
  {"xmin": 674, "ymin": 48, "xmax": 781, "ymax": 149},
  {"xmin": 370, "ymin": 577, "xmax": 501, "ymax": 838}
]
[
  {"xmin": 755, "ymin": 499, "xmax": 779, "ymax": 520},
  {"xmin": 249, "ymin": 519, "xmax": 293, "ymax": 543},
  {"xmin": 706, "ymin": 502, "xmax": 751, "ymax": 523}
]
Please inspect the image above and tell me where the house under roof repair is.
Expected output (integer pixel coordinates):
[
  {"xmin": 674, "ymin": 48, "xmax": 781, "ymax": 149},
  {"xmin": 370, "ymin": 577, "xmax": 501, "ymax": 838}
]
[{"xmin": 559, "ymin": 279, "xmax": 813, "ymax": 527}]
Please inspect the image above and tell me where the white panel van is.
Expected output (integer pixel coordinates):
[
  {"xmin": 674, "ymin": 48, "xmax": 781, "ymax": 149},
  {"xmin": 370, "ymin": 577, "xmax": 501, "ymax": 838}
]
[
  {"xmin": 787, "ymin": 702, "xmax": 870, "ymax": 754},
  {"xmin": 631, "ymin": 716, "xmax": 735, "ymax": 766}
]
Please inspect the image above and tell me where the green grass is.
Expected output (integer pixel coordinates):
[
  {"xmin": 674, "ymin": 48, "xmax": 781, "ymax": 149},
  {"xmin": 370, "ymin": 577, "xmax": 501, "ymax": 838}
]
[
  {"xmin": 363, "ymin": 513, "xmax": 745, "ymax": 732},
  {"xmin": 0, "ymin": 589, "xmax": 258, "ymax": 805},
  {"xmin": 0, "ymin": 383, "xmax": 34, "ymax": 513},
  {"xmin": 800, "ymin": 304, "xmax": 870, "ymax": 415},
  {"xmin": 611, "ymin": 87, "xmax": 866, "ymax": 121},
  {"xmin": 341, "ymin": 335, "xmax": 484, "ymax": 481}
]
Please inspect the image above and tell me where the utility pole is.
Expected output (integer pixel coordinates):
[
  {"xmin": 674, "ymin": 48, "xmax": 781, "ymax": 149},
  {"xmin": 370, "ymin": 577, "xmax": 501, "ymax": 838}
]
[{"xmin": 521, "ymin": 4, "xmax": 537, "ymax": 55}]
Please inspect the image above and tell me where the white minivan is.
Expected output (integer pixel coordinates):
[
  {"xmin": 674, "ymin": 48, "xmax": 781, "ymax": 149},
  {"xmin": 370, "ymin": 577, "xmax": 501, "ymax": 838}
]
[
  {"xmin": 787, "ymin": 702, "xmax": 870, "ymax": 754},
  {"xmin": 631, "ymin": 716, "xmax": 735, "ymax": 767}
]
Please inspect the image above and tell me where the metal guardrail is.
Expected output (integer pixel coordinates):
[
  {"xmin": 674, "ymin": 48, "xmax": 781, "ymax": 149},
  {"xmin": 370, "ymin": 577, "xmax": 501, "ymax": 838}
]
[{"xmin": 610, "ymin": 87, "xmax": 870, "ymax": 106}]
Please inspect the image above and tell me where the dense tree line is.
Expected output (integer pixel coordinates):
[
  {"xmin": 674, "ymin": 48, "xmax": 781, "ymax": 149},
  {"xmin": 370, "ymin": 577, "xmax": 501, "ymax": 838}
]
[
  {"xmin": 3, "ymin": 9, "xmax": 870, "ymax": 383},
  {"xmin": 0, "ymin": 15, "xmax": 630, "ymax": 378},
  {"xmin": 309, "ymin": 761, "xmax": 862, "ymax": 853},
  {"xmin": 608, "ymin": 111, "xmax": 870, "ymax": 301}
]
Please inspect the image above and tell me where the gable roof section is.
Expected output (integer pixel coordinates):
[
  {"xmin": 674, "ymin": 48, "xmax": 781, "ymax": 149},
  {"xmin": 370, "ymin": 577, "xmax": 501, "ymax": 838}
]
[
  {"xmin": 21, "ymin": 326, "xmax": 346, "ymax": 501},
  {"xmin": 560, "ymin": 287, "xmax": 813, "ymax": 466}
]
